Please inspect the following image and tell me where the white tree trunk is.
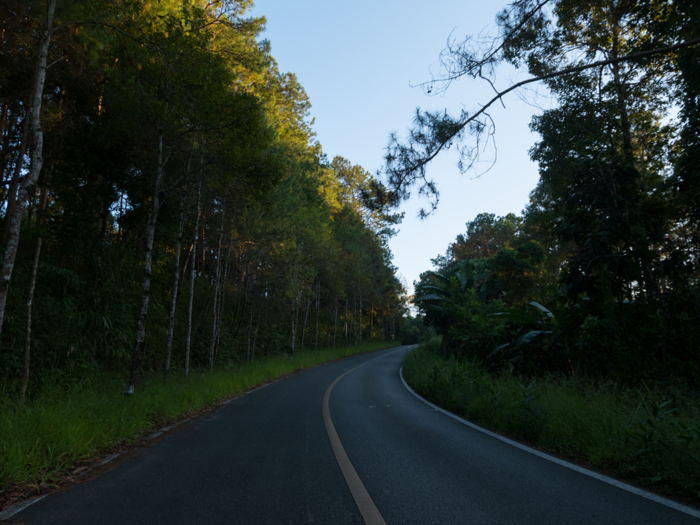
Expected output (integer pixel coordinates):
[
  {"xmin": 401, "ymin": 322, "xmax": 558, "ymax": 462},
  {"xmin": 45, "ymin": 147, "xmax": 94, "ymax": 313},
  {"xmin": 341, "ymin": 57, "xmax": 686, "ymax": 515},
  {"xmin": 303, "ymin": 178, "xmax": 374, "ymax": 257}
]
[
  {"xmin": 184, "ymin": 170, "xmax": 203, "ymax": 377},
  {"xmin": 126, "ymin": 130, "xmax": 166, "ymax": 393},
  {"xmin": 353, "ymin": 295, "xmax": 357, "ymax": 346},
  {"xmin": 164, "ymin": 157, "xmax": 191, "ymax": 375},
  {"xmin": 344, "ymin": 297, "xmax": 349, "ymax": 347},
  {"xmin": 314, "ymin": 279, "xmax": 320, "ymax": 351},
  {"xmin": 0, "ymin": 0, "xmax": 56, "ymax": 339},
  {"xmin": 358, "ymin": 287, "xmax": 363, "ymax": 345},
  {"xmin": 290, "ymin": 259, "xmax": 299, "ymax": 354},
  {"xmin": 301, "ymin": 296, "xmax": 311, "ymax": 350},
  {"xmin": 333, "ymin": 298, "xmax": 338, "ymax": 349},
  {"xmin": 209, "ymin": 212, "xmax": 225, "ymax": 371},
  {"xmin": 213, "ymin": 252, "xmax": 229, "ymax": 365}
]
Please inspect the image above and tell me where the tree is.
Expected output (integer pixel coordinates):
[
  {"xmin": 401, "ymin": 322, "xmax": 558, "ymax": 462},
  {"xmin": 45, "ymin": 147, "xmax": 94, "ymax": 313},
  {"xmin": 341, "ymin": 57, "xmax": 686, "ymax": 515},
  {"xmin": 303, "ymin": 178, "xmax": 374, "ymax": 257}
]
[
  {"xmin": 381, "ymin": 0, "xmax": 700, "ymax": 214},
  {"xmin": 0, "ymin": 0, "xmax": 408, "ymax": 398}
]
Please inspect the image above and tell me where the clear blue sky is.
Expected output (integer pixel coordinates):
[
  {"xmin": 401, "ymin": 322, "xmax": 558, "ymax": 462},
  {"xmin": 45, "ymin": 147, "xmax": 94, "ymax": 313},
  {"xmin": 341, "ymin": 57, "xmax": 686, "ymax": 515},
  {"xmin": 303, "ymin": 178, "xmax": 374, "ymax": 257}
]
[{"xmin": 250, "ymin": 0, "xmax": 550, "ymax": 295}]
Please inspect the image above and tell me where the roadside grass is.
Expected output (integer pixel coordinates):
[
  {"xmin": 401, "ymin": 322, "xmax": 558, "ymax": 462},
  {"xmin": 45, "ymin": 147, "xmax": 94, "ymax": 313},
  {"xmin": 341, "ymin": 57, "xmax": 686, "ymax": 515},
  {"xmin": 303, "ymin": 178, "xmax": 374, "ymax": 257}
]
[
  {"xmin": 0, "ymin": 341, "xmax": 399, "ymax": 494},
  {"xmin": 402, "ymin": 339, "xmax": 700, "ymax": 500}
]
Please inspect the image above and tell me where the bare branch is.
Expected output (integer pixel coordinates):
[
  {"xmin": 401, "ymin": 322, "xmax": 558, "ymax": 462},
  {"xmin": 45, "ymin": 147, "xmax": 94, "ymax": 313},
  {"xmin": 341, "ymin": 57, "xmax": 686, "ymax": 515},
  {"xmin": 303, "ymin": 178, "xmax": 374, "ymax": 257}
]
[
  {"xmin": 384, "ymin": 36, "xmax": 700, "ymax": 212},
  {"xmin": 412, "ymin": 0, "xmax": 552, "ymax": 94}
]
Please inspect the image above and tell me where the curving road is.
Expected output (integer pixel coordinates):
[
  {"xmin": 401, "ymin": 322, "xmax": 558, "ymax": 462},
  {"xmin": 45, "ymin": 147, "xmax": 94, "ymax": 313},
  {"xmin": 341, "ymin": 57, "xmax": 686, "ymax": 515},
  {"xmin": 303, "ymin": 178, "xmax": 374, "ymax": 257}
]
[{"xmin": 9, "ymin": 346, "xmax": 699, "ymax": 524}]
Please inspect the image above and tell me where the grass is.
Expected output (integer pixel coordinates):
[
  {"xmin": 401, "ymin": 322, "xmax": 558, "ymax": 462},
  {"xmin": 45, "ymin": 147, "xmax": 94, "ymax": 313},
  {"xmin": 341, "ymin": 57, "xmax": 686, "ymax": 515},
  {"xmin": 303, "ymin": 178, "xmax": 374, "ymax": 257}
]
[
  {"xmin": 402, "ymin": 339, "xmax": 700, "ymax": 501},
  {"xmin": 0, "ymin": 341, "xmax": 399, "ymax": 495}
]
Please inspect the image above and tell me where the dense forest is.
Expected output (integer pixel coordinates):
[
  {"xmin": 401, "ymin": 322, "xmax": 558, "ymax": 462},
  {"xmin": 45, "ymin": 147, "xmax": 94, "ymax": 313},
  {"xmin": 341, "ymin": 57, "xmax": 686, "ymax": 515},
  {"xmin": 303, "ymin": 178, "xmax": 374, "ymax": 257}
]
[
  {"xmin": 408, "ymin": 0, "xmax": 700, "ymax": 384},
  {"xmin": 0, "ymin": 0, "xmax": 407, "ymax": 398}
]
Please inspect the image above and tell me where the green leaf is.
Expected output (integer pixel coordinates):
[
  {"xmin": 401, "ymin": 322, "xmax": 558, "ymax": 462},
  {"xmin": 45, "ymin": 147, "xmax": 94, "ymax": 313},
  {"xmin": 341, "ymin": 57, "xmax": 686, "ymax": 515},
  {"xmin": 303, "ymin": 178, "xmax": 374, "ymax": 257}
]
[
  {"xmin": 517, "ymin": 330, "xmax": 551, "ymax": 346},
  {"xmin": 528, "ymin": 301, "xmax": 554, "ymax": 318}
]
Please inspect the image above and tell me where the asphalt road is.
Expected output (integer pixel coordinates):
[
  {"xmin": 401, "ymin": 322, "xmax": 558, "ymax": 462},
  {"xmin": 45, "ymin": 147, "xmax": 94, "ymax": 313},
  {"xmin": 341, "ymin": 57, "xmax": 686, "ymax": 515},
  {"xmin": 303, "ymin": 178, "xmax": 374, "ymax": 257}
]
[{"xmin": 11, "ymin": 345, "xmax": 699, "ymax": 524}]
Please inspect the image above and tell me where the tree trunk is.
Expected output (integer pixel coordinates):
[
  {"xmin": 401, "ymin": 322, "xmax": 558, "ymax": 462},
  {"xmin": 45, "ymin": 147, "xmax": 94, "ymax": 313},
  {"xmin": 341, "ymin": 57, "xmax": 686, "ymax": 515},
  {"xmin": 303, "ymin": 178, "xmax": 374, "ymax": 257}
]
[
  {"xmin": 353, "ymin": 295, "xmax": 357, "ymax": 346},
  {"xmin": 201, "ymin": 223, "xmax": 206, "ymax": 273},
  {"xmin": 290, "ymin": 259, "xmax": 299, "ymax": 354},
  {"xmin": 126, "ymin": 129, "xmax": 166, "ymax": 393},
  {"xmin": 184, "ymin": 169, "xmax": 203, "ymax": 377},
  {"xmin": 208, "ymin": 253, "xmax": 221, "ymax": 371},
  {"xmin": 246, "ymin": 302, "xmax": 254, "ymax": 362},
  {"xmin": 252, "ymin": 301, "xmax": 266, "ymax": 361},
  {"xmin": 164, "ymin": 158, "xmax": 191, "ymax": 376},
  {"xmin": 36, "ymin": 163, "xmax": 52, "ymax": 229},
  {"xmin": 20, "ymin": 238, "xmax": 41, "ymax": 404},
  {"xmin": 4, "ymin": 112, "xmax": 30, "ymax": 246},
  {"xmin": 609, "ymin": 29, "xmax": 634, "ymax": 161},
  {"xmin": 314, "ymin": 279, "xmax": 320, "ymax": 351},
  {"xmin": 175, "ymin": 242, "xmax": 194, "ymax": 306},
  {"xmin": 0, "ymin": 108, "xmax": 15, "ymax": 186},
  {"xmin": 213, "ymin": 250, "xmax": 229, "ymax": 364},
  {"xmin": 333, "ymin": 297, "xmax": 338, "ymax": 349},
  {"xmin": 344, "ymin": 297, "xmax": 349, "ymax": 347},
  {"xmin": 209, "ymin": 211, "xmax": 225, "ymax": 371},
  {"xmin": 358, "ymin": 288, "xmax": 363, "ymax": 345},
  {"xmin": 0, "ymin": 0, "xmax": 56, "ymax": 340},
  {"xmin": 301, "ymin": 296, "xmax": 311, "ymax": 350},
  {"xmin": 26, "ymin": 185, "xmax": 36, "ymax": 228}
]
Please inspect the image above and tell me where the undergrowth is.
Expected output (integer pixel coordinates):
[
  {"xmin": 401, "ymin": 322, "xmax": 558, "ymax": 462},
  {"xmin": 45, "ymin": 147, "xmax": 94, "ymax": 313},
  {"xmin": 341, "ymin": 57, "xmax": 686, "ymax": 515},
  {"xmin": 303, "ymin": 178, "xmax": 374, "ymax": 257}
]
[
  {"xmin": 0, "ymin": 341, "xmax": 399, "ymax": 493},
  {"xmin": 402, "ymin": 339, "xmax": 700, "ymax": 500}
]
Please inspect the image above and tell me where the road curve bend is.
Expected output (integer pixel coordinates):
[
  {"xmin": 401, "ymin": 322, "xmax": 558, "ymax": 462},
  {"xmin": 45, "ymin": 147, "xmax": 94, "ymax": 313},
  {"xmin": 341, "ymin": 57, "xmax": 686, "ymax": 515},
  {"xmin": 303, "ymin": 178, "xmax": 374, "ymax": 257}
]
[{"xmin": 10, "ymin": 345, "xmax": 699, "ymax": 524}]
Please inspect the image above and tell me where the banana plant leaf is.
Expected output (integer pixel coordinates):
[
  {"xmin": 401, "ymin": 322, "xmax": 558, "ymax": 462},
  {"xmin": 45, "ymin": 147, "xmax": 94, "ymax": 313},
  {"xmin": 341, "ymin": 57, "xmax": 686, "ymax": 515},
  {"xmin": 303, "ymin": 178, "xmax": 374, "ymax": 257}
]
[
  {"xmin": 487, "ymin": 343, "xmax": 510, "ymax": 359},
  {"xmin": 414, "ymin": 293, "xmax": 445, "ymax": 302},
  {"xmin": 528, "ymin": 301, "xmax": 554, "ymax": 318},
  {"xmin": 517, "ymin": 329, "xmax": 551, "ymax": 346},
  {"xmin": 488, "ymin": 309, "xmax": 544, "ymax": 327}
]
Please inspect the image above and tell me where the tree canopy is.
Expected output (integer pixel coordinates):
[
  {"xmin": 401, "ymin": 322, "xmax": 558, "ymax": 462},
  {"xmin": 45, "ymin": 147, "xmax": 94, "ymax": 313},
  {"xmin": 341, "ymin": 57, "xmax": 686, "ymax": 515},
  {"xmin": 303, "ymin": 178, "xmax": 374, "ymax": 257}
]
[
  {"xmin": 0, "ymin": 0, "xmax": 406, "ymax": 394},
  {"xmin": 411, "ymin": 1, "xmax": 700, "ymax": 383}
]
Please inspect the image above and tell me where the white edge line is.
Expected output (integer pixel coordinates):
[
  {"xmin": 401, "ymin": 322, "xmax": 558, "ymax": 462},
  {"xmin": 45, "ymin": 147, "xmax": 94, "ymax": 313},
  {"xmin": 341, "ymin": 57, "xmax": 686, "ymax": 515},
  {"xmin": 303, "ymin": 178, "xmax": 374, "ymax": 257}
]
[
  {"xmin": 0, "ymin": 495, "xmax": 46, "ymax": 520},
  {"xmin": 399, "ymin": 366, "xmax": 700, "ymax": 520},
  {"xmin": 0, "ymin": 450, "xmax": 125, "ymax": 519},
  {"xmin": 97, "ymin": 453, "xmax": 120, "ymax": 466}
]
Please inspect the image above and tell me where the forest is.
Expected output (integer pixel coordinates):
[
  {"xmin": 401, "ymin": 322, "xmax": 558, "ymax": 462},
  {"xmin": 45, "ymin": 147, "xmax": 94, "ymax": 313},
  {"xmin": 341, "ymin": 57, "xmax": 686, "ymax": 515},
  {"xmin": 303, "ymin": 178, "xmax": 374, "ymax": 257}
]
[
  {"xmin": 0, "ymin": 0, "xmax": 407, "ymax": 400},
  {"xmin": 3, "ymin": 0, "xmax": 700, "ymax": 508},
  {"xmin": 405, "ymin": 0, "xmax": 700, "ymax": 385},
  {"xmin": 401, "ymin": 0, "xmax": 700, "ymax": 499}
]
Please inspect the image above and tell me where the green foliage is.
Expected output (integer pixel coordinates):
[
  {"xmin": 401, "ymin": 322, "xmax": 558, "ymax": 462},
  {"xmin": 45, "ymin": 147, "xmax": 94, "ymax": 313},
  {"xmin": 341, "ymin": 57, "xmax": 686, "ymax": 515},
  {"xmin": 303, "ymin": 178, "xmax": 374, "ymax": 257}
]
[
  {"xmin": 409, "ymin": 0, "xmax": 700, "ymax": 384},
  {"xmin": 487, "ymin": 298, "xmax": 575, "ymax": 375},
  {"xmin": 0, "ymin": 0, "xmax": 408, "ymax": 402},
  {"xmin": 398, "ymin": 314, "xmax": 434, "ymax": 345}
]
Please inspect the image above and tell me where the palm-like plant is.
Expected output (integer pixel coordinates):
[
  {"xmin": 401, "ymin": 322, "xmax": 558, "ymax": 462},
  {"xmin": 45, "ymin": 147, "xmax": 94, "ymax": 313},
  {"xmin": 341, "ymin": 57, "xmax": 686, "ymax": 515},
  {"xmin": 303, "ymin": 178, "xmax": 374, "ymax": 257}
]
[
  {"xmin": 487, "ymin": 298, "xmax": 575, "ymax": 374},
  {"xmin": 413, "ymin": 260, "xmax": 486, "ymax": 313}
]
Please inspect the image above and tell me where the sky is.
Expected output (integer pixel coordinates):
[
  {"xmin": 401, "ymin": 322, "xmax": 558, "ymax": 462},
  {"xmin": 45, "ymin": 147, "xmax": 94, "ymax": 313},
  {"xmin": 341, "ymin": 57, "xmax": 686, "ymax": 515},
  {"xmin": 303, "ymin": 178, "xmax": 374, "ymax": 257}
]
[{"xmin": 249, "ymin": 0, "xmax": 551, "ymax": 295}]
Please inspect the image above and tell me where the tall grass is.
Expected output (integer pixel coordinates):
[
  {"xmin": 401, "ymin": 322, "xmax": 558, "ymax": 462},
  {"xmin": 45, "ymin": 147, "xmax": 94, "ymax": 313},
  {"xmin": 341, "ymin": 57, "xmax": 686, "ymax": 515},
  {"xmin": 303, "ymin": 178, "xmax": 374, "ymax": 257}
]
[
  {"xmin": 0, "ymin": 341, "xmax": 398, "ymax": 492},
  {"xmin": 403, "ymin": 339, "xmax": 700, "ymax": 499}
]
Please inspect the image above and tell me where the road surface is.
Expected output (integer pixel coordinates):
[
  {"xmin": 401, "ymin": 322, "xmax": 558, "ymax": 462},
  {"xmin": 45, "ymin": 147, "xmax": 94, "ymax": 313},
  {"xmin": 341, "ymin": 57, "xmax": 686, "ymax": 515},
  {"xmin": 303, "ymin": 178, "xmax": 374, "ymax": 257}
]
[{"xmin": 10, "ymin": 346, "xmax": 699, "ymax": 524}]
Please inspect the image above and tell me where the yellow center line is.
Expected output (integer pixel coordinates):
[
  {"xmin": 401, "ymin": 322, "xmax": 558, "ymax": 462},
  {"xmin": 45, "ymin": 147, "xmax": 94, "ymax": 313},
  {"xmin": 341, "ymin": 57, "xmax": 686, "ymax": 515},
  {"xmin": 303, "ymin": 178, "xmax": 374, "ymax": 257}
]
[{"xmin": 322, "ymin": 347, "xmax": 405, "ymax": 525}]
